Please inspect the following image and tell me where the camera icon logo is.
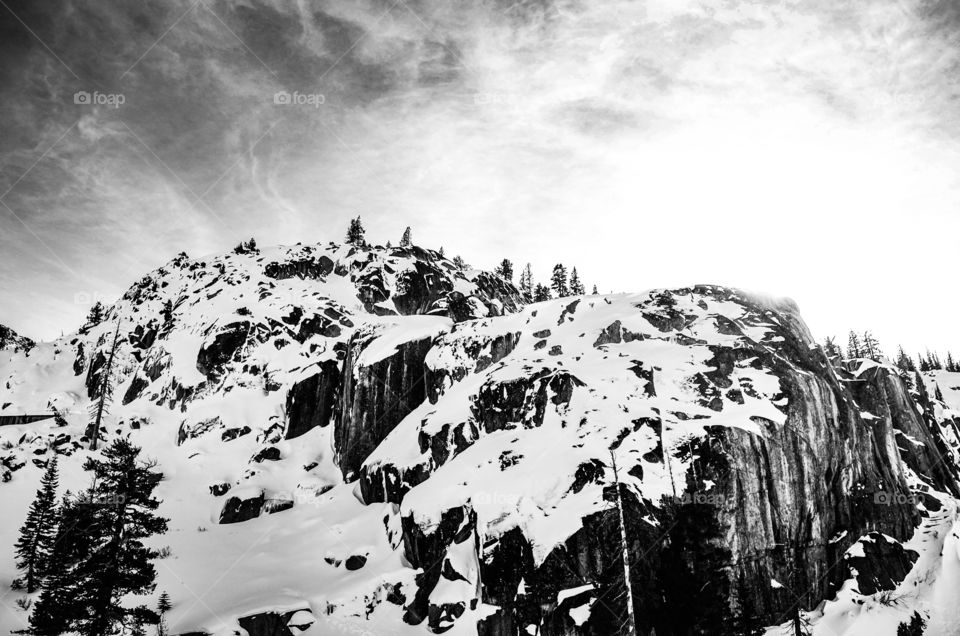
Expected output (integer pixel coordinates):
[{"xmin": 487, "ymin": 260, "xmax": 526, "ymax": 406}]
[
  {"xmin": 274, "ymin": 91, "xmax": 291, "ymax": 105},
  {"xmin": 74, "ymin": 91, "xmax": 91, "ymax": 105}
]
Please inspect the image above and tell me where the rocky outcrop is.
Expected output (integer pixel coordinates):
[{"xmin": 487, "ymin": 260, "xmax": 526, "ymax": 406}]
[
  {"xmin": 364, "ymin": 286, "xmax": 949, "ymax": 635},
  {"xmin": 335, "ymin": 332, "xmax": 434, "ymax": 481},
  {"xmin": 0, "ymin": 325, "xmax": 34, "ymax": 354},
  {"xmin": 284, "ymin": 359, "xmax": 341, "ymax": 439}
]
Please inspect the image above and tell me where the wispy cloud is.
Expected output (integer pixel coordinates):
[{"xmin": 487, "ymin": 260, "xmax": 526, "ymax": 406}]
[{"xmin": 0, "ymin": 0, "xmax": 958, "ymax": 354}]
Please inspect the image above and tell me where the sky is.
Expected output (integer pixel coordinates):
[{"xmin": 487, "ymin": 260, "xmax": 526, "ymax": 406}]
[{"xmin": 0, "ymin": 0, "xmax": 958, "ymax": 357}]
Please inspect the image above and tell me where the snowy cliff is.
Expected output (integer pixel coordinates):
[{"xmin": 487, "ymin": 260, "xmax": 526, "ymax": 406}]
[{"xmin": 1, "ymin": 242, "xmax": 959, "ymax": 636}]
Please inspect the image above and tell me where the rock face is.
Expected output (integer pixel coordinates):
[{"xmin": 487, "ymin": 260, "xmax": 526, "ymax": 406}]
[
  {"xmin": 358, "ymin": 286, "xmax": 960, "ymax": 635},
  {"xmin": 335, "ymin": 328, "xmax": 435, "ymax": 481},
  {"xmin": 284, "ymin": 359, "xmax": 341, "ymax": 439},
  {"xmin": 0, "ymin": 324, "xmax": 34, "ymax": 354}
]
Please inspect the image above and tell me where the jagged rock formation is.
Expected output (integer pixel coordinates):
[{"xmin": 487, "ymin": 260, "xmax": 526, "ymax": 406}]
[
  {"xmin": 0, "ymin": 324, "xmax": 33, "ymax": 354},
  {"xmin": 1, "ymin": 243, "xmax": 959, "ymax": 636}
]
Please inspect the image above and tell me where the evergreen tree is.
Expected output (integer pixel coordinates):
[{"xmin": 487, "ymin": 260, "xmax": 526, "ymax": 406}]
[
  {"xmin": 452, "ymin": 255, "xmax": 467, "ymax": 270},
  {"xmin": 346, "ymin": 216, "xmax": 366, "ymax": 246},
  {"xmin": 86, "ymin": 302, "xmax": 106, "ymax": 326},
  {"xmin": 157, "ymin": 591, "xmax": 172, "ymax": 636},
  {"xmin": 592, "ymin": 284, "xmax": 598, "ymax": 295},
  {"xmin": 847, "ymin": 331, "xmax": 862, "ymax": 359},
  {"xmin": 861, "ymin": 331, "xmax": 882, "ymax": 361},
  {"xmin": 569, "ymin": 267, "xmax": 585, "ymax": 295},
  {"xmin": 494, "ymin": 259, "xmax": 514, "ymax": 282},
  {"xmin": 14, "ymin": 458, "xmax": 60, "ymax": 592},
  {"xmin": 823, "ymin": 337, "xmax": 842, "ymax": 360},
  {"xmin": 27, "ymin": 491, "xmax": 98, "ymax": 635},
  {"xmin": 533, "ymin": 283, "xmax": 552, "ymax": 302},
  {"xmin": 550, "ymin": 264, "xmax": 569, "ymax": 297},
  {"xmin": 69, "ymin": 438, "xmax": 168, "ymax": 635},
  {"xmin": 947, "ymin": 352, "xmax": 958, "ymax": 372},
  {"xmin": 897, "ymin": 612, "xmax": 925, "ymax": 636},
  {"xmin": 518, "ymin": 264, "xmax": 534, "ymax": 300},
  {"xmin": 895, "ymin": 346, "xmax": 916, "ymax": 372},
  {"xmin": 400, "ymin": 226, "xmax": 412, "ymax": 248},
  {"xmin": 89, "ymin": 321, "xmax": 122, "ymax": 450},
  {"xmin": 439, "ymin": 246, "xmax": 445, "ymax": 257},
  {"xmin": 919, "ymin": 353, "xmax": 931, "ymax": 372}
]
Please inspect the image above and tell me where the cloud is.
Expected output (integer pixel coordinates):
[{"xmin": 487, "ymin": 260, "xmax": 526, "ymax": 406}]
[{"xmin": 0, "ymin": 0, "xmax": 958, "ymax": 355}]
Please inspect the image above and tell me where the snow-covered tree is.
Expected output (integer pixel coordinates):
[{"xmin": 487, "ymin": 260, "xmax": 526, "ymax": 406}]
[
  {"xmin": 518, "ymin": 264, "xmax": 533, "ymax": 300},
  {"xmin": 86, "ymin": 302, "xmax": 106, "ymax": 326},
  {"xmin": 346, "ymin": 217, "xmax": 366, "ymax": 246},
  {"xmin": 157, "ymin": 591, "xmax": 172, "ymax": 636},
  {"xmin": 14, "ymin": 457, "xmax": 59, "ymax": 592},
  {"xmin": 494, "ymin": 259, "xmax": 514, "ymax": 282},
  {"xmin": 895, "ymin": 346, "xmax": 916, "ymax": 373},
  {"xmin": 569, "ymin": 267, "xmax": 585, "ymax": 295},
  {"xmin": 847, "ymin": 331, "xmax": 862, "ymax": 359},
  {"xmin": 861, "ymin": 331, "xmax": 882, "ymax": 361},
  {"xmin": 400, "ymin": 226, "xmax": 412, "ymax": 248},
  {"xmin": 533, "ymin": 283, "xmax": 552, "ymax": 302},
  {"xmin": 69, "ymin": 438, "xmax": 169, "ymax": 635},
  {"xmin": 551, "ymin": 264, "xmax": 569, "ymax": 297}
]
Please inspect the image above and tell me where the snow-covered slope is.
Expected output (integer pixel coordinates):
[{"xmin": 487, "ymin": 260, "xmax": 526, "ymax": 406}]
[{"xmin": 1, "ymin": 243, "xmax": 959, "ymax": 636}]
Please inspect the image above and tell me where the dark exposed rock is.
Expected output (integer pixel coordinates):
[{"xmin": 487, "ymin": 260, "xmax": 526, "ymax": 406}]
[
  {"xmin": 335, "ymin": 333, "xmax": 433, "ymax": 481},
  {"xmin": 253, "ymin": 446, "xmax": 281, "ymax": 463},
  {"xmin": 844, "ymin": 532, "xmax": 917, "ymax": 595},
  {"xmin": 237, "ymin": 608, "xmax": 312, "ymax": 636},
  {"xmin": 284, "ymin": 359, "xmax": 341, "ymax": 439},
  {"xmin": 219, "ymin": 491, "xmax": 264, "ymax": 524},
  {"xmin": 264, "ymin": 255, "xmax": 334, "ymax": 280},
  {"xmin": 196, "ymin": 321, "xmax": 250, "ymax": 381},
  {"xmin": 221, "ymin": 426, "xmax": 251, "ymax": 442},
  {"xmin": 345, "ymin": 554, "xmax": 368, "ymax": 570}
]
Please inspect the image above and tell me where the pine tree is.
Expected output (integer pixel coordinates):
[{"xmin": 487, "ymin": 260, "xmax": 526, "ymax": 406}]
[
  {"xmin": 948, "ymin": 352, "xmax": 958, "ymax": 372},
  {"xmin": 346, "ymin": 216, "xmax": 366, "ymax": 246},
  {"xmin": 89, "ymin": 321, "xmax": 122, "ymax": 451},
  {"xmin": 494, "ymin": 259, "xmax": 514, "ymax": 282},
  {"xmin": 919, "ymin": 353, "xmax": 931, "ymax": 372},
  {"xmin": 14, "ymin": 458, "xmax": 60, "ymax": 592},
  {"xmin": 86, "ymin": 302, "xmax": 106, "ymax": 326},
  {"xmin": 439, "ymin": 246, "xmax": 445, "ymax": 257},
  {"xmin": 895, "ymin": 346, "xmax": 916, "ymax": 372},
  {"xmin": 27, "ymin": 491, "xmax": 98, "ymax": 635},
  {"xmin": 157, "ymin": 591, "xmax": 172, "ymax": 636},
  {"xmin": 861, "ymin": 331, "xmax": 882, "ymax": 361},
  {"xmin": 518, "ymin": 264, "xmax": 534, "ymax": 300},
  {"xmin": 847, "ymin": 331, "xmax": 862, "ymax": 359},
  {"xmin": 400, "ymin": 226, "xmax": 412, "ymax": 248},
  {"xmin": 533, "ymin": 283, "xmax": 552, "ymax": 302},
  {"xmin": 823, "ymin": 337, "xmax": 842, "ymax": 361},
  {"xmin": 551, "ymin": 264, "xmax": 569, "ymax": 297},
  {"xmin": 452, "ymin": 255, "xmax": 467, "ymax": 270},
  {"xmin": 70, "ymin": 438, "xmax": 169, "ymax": 635},
  {"xmin": 569, "ymin": 267, "xmax": 585, "ymax": 295},
  {"xmin": 592, "ymin": 284, "xmax": 598, "ymax": 295}
]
